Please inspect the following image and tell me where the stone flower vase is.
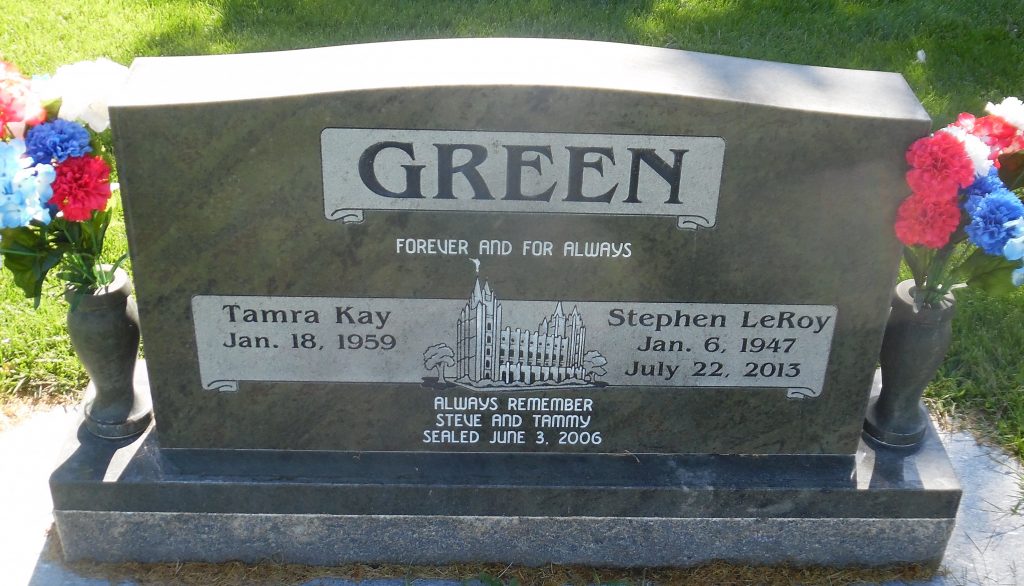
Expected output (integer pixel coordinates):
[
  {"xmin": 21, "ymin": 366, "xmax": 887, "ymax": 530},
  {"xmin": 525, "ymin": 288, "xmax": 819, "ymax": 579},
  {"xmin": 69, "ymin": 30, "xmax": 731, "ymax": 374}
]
[
  {"xmin": 864, "ymin": 279, "xmax": 955, "ymax": 448},
  {"xmin": 66, "ymin": 268, "xmax": 152, "ymax": 439}
]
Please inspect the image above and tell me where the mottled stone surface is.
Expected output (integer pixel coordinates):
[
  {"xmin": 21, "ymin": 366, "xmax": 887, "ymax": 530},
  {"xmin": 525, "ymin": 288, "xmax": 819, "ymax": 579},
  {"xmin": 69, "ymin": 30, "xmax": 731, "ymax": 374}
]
[
  {"xmin": 55, "ymin": 511, "xmax": 955, "ymax": 567},
  {"xmin": 110, "ymin": 39, "xmax": 930, "ymax": 456},
  {"xmin": 49, "ymin": 421, "xmax": 960, "ymax": 521},
  {"xmin": 49, "ymin": 391, "xmax": 961, "ymax": 566}
]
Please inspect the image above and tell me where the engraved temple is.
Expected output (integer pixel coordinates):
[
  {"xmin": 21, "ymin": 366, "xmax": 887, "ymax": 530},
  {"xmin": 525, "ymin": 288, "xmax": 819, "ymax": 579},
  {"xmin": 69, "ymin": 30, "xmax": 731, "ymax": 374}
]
[{"xmin": 455, "ymin": 279, "xmax": 588, "ymax": 386}]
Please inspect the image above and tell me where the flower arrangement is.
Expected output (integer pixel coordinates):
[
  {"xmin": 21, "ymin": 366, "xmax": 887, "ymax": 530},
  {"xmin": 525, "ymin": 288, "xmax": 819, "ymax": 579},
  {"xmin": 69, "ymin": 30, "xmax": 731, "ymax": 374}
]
[
  {"xmin": 0, "ymin": 58, "xmax": 129, "ymax": 306},
  {"xmin": 895, "ymin": 97, "xmax": 1024, "ymax": 307}
]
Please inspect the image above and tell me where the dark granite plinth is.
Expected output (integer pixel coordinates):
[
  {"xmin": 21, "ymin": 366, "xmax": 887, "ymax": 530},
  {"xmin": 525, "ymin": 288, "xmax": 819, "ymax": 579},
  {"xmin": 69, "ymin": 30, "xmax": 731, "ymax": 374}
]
[
  {"xmin": 110, "ymin": 39, "xmax": 931, "ymax": 457},
  {"xmin": 51, "ymin": 405, "xmax": 961, "ymax": 567}
]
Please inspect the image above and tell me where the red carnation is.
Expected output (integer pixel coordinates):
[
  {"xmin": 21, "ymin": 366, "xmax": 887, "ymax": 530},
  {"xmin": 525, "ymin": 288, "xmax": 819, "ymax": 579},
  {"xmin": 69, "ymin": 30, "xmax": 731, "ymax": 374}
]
[
  {"xmin": 894, "ymin": 193, "xmax": 962, "ymax": 249},
  {"xmin": 905, "ymin": 170, "xmax": 959, "ymax": 201},
  {"xmin": 957, "ymin": 113, "xmax": 1019, "ymax": 150},
  {"xmin": 904, "ymin": 133, "xmax": 975, "ymax": 194},
  {"xmin": 49, "ymin": 155, "xmax": 112, "ymax": 221},
  {"xmin": 956, "ymin": 113, "xmax": 1024, "ymax": 165}
]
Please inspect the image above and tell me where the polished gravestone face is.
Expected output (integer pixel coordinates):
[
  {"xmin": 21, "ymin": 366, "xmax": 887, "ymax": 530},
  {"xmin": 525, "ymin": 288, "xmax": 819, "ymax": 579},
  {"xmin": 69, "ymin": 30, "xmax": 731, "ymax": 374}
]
[{"xmin": 111, "ymin": 38, "xmax": 929, "ymax": 457}]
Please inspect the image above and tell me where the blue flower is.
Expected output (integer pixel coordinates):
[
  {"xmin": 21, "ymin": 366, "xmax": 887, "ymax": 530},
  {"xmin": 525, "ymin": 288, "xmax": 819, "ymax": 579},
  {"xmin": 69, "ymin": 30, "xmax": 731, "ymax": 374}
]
[
  {"xmin": 0, "ymin": 140, "xmax": 55, "ymax": 229},
  {"xmin": 1005, "ymin": 219, "xmax": 1024, "ymax": 260},
  {"xmin": 24, "ymin": 119, "xmax": 92, "ymax": 164},
  {"xmin": 965, "ymin": 190, "xmax": 1024, "ymax": 255},
  {"xmin": 1002, "ymin": 207, "xmax": 1024, "ymax": 289},
  {"xmin": 961, "ymin": 168, "xmax": 1006, "ymax": 215}
]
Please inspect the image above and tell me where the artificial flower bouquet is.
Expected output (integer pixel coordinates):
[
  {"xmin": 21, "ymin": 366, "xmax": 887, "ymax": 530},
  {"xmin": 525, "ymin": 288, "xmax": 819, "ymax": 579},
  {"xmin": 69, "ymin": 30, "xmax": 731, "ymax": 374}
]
[
  {"xmin": 0, "ymin": 58, "xmax": 129, "ymax": 306},
  {"xmin": 895, "ymin": 97, "xmax": 1024, "ymax": 308}
]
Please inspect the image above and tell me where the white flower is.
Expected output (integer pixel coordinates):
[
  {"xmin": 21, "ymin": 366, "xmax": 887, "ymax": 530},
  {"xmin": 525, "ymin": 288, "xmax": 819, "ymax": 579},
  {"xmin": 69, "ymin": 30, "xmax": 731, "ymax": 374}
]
[
  {"xmin": 46, "ymin": 58, "xmax": 129, "ymax": 132},
  {"xmin": 985, "ymin": 97, "xmax": 1024, "ymax": 130},
  {"xmin": 916, "ymin": 50, "xmax": 927, "ymax": 63},
  {"xmin": 939, "ymin": 126, "xmax": 993, "ymax": 176}
]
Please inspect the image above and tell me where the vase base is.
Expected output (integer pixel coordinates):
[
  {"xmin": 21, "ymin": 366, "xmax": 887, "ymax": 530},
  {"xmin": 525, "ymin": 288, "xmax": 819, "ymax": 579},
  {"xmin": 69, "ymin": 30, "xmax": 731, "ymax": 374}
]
[
  {"xmin": 863, "ymin": 395, "xmax": 928, "ymax": 448},
  {"xmin": 83, "ymin": 359, "xmax": 153, "ymax": 440}
]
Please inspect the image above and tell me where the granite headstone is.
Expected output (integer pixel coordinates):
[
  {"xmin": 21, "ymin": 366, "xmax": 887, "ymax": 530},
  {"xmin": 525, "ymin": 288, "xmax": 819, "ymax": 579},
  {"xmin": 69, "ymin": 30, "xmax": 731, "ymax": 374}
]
[{"xmin": 50, "ymin": 39, "xmax": 961, "ymax": 568}]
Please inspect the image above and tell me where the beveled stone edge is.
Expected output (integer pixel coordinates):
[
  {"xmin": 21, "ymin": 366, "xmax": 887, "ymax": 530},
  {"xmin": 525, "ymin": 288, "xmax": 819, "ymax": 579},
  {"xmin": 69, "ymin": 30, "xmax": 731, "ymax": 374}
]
[
  {"xmin": 54, "ymin": 511, "xmax": 955, "ymax": 568},
  {"xmin": 111, "ymin": 38, "xmax": 930, "ymax": 125}
]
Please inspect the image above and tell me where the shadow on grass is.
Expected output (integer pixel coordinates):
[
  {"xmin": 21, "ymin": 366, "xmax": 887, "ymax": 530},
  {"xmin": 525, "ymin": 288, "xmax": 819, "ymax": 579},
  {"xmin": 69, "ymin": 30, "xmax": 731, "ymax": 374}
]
[
  {"xmin": 129, "ymin": 0, "xmax": 656, "ymax": 56},
  {"xmin": 123, "ymin": 0, "xmax": 1022, "ymax": 125}
]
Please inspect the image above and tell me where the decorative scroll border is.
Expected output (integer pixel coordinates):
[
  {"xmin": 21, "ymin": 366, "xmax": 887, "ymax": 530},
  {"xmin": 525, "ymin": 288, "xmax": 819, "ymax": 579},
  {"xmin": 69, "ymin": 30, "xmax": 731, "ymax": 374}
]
[
  {"xmin": 327, "ymin": 208, "xmax": 715, "ymax": 230},
  {"xmin": 203, "ymin": 379, "xmax": 239, "ymax": 392}
]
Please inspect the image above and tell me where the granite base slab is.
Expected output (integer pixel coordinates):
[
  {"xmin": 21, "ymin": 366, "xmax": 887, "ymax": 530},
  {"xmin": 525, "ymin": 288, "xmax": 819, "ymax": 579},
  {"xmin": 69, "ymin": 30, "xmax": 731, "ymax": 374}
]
[
  {"xmin": 55, "ymin": 511, "xmax": 955, "ymax": 567},
  {"xmin": 51, "ymin": 416, "xmax": 961, "ymax": 567}
]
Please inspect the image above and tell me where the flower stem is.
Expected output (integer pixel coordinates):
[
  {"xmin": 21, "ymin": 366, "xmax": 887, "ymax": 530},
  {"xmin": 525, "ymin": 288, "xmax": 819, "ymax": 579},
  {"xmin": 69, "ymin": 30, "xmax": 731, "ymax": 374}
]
[{"xmin": 919, "ymin": 244, "xmax": 956, "ymax": 308}]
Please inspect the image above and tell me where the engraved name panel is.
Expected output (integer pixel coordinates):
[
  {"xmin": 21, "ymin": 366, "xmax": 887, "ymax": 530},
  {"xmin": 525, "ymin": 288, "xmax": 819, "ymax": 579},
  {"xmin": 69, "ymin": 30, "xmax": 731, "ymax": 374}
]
[
  {"xmin": 193, "ymin": 292, "xmax": 835, "ymax": 399},
  {"xmin": 322, "ymin": 129, "xmax": 726, "ymax": 229}
]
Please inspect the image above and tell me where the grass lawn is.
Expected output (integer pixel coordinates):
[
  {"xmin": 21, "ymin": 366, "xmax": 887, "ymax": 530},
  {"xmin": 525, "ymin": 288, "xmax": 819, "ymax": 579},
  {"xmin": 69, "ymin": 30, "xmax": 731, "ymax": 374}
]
[{"xmin": 1, "ymin": 1, "xmax": 1023, "ymax": 454}]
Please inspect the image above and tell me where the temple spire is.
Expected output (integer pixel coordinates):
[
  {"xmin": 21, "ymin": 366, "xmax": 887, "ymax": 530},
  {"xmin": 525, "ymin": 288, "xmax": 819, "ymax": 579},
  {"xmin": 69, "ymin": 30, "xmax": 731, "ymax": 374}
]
[{"xmin": 471, "ymin": 277, "xmax": 483, "ymax": 304}]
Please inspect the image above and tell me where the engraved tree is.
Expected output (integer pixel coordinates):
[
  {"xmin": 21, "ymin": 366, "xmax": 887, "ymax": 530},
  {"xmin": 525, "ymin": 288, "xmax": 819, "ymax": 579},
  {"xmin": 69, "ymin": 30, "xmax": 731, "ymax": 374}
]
[
  {"xmin": 423, "ymin": 343, "xmax": 456, "ymax": 385},
  {"xmin": 583, "ymin": 350, "xmax": 607, "ymax": 382}
]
